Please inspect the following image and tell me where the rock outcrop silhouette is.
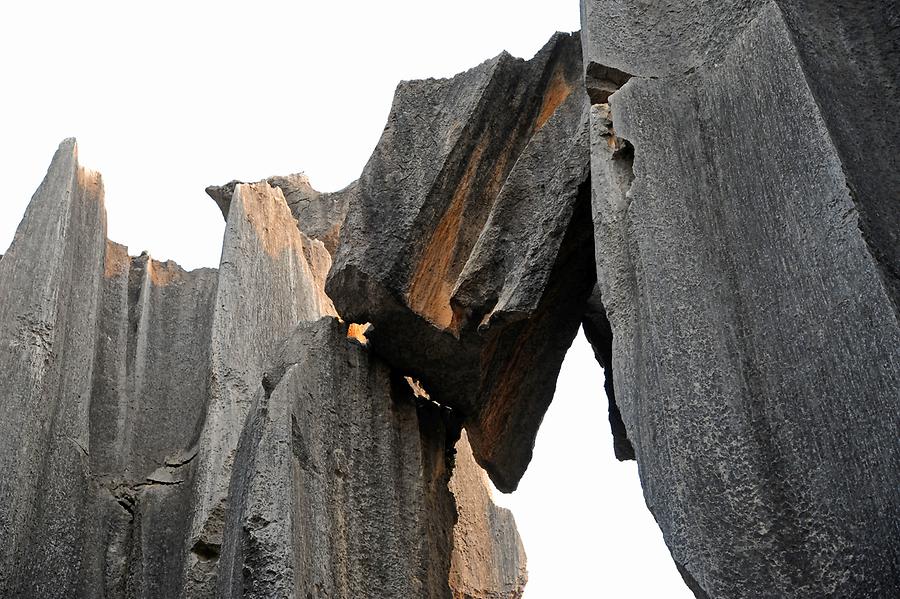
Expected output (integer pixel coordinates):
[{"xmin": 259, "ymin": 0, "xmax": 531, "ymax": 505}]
[{"xmin": 1, "ymin": 1, "xmax": 898, "ymax": 597}]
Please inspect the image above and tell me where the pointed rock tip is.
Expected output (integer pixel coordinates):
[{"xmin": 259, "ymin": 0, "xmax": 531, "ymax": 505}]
[
  {"xmin": 51, "ymin": 137, "xmax": 78, "ymax": 163},
  {"xmin": 205, "ymin": 180, "xmax": 240, "ymax": 220}
]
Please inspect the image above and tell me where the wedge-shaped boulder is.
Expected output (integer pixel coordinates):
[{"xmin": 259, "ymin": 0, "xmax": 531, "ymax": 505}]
[
  {"xmin": 327, "ymin": 32, "xmax": 596, "ymax": 492},
  {"xmin": 583, "ymin": 1, "xmax": 900, "ymax": 596}
]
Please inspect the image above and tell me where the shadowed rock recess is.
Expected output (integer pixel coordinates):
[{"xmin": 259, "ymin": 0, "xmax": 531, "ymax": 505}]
[{"xmin": 0, "ymin": 2, "xmax": 897, "ymax": 598}]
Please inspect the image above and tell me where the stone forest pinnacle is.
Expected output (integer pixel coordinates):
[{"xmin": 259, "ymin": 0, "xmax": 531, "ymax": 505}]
[{"xmin": 0, "ymin": 1, "xmax": 898, "ymax": 598}]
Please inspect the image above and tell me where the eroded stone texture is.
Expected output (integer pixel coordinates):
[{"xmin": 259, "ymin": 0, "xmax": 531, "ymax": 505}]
[
  {"xmin": 1, "ymin": 139, "xmax": 527, "ymax": 598},
  {"xmin": 327, "ymin": 31, "xmax": 596, "ymax": 492},
  {"xmin": 583, "ymin": 1, "xmax": 900, "ymax": 596},
  {"xmin": 9, "ymin": 6, "xmax": 894, "ymax": 596},
  {"xmin": 0, "ymin": 139, "xmax": 107, "ymax": 598},
  {"xmin": 219, "ymin": 317, "xmax": 460, "ymax": 598},
  {"xmin": 89, "ymin": 245, "xmax": 217, "ymax": 599},
  {"xmin": 0, "ymin": 140, "xmax": 219, "ymax": 598},
  {"xmin": 775, "ymin": 1, "xmax": 900, "ymax": 313},
  {"xmin": 207, "ymin": 175, "xmax": 354, "ymax": 254},
  {"xmin": 185, "ymin": 181, "xmax": 336, "ymax": 595},
  {"xmin": 449, "ymin": 432, "xmax": 527, "ymax": 599},
  {"xmin": 90, "ymin": 246, "xmax": 217, "ymax": 482}
]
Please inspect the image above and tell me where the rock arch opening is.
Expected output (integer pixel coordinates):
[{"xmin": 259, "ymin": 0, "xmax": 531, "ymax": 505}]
[
  {"xmin": 2, "ymin": 2, "xmax": 899, "ymax": 596},
  {"xmin": 487, "ymin": 327, "xmax": 692, "ymax": 597}
]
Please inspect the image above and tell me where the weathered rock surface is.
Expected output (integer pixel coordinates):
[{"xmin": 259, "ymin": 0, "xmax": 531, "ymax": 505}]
[
  {"xmin": 0, "ymin": 140, "xmax": 220, "ymax": 598},
  {"xmin": 218, "ymin": 317, "xmax": 462, "ymax": 598},
  {"xmin": 4, "ymin": 5, "xmax": 899, "ymax": 597},
  {"xmin": 327, "ymin": 31, "xmax": 596, "ymax": 492},
  {"xmin": 184, "ymin": 180, "xmax": 338, "ymax": 595},
  {"xmin": 91, "ymin": 246, "xmax": 218, "ymax": 599},
  {"xmin": 0, "ymin": 139, "xmax": 108, "ymax": 597},
  {"xmin": 207, "ymin": 174, "xmax": 354, "ymax": 255},
  {"xmin": 0, "ymin": 139, "xmax": 528, "ymax": 598},
  {"xmin": 449, "ymin": 432, "xmax": 527, "ymax": 599},
  {"xmin": 583, "ymin": 0, "xmax": 900, "ymax": 596}
]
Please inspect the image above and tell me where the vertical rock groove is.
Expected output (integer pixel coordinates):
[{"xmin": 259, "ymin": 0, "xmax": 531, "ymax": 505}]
[
  {"xmin": 2, "ymin": 3, "xmax": 898, "ymax": 596},
  {"xmin": 583, "ymin": 1, "xmax": 900, "ymax": 596}
]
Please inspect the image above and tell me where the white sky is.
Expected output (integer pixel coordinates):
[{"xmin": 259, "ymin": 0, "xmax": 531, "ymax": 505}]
[{"xmin": 0, "ymin": 2, "xmax": 691, "ymax": 597}]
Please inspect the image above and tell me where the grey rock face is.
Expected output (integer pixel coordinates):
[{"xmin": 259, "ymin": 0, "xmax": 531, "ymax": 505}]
[
  {"xmin": 219, "ymin": 317, "xmax": 460, "ymax": 598},
  {"xmin": 185, "ymin": 180, "xmax": 337, "ymax": 596},
  {"xmin": 90, "ymin": 246, "xmax": 218, "ymax": 599},
  {"xmin": 0, "ymin": 139, "xmax": 527, "ymax": 598},
  {"xmin": 0, "ymin": 139, "xmax": 108, "ymax": 598},
  {"xmin": 0, "ymin": 140, "xmax": 219, "ymax": 598},
  {"xmin": 775, "ymin": 1, "xmax": 900, "ymax": 313},
  {"xmin": 583, "ymin": 1, "xmax": 900, "ymax": 596},
  {"xmin": 327, "ymin": 31, "xmax": 596, "ymax": 492}
]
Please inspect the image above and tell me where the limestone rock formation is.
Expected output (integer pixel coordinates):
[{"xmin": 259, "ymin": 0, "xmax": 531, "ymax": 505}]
[
  {"xmin": 449, "ymin": 432, "xmax": 527, "ymax": 599},
  {"xmin": 0, "ymin": 140, "xmax": 525, "ymax": 598},
  {"xmin": 207, "ymin": 175, "xmax": 353, "ymax": 255},
  {"xmin": 583, "ymin": 0, "xmax": 900, "ymax": 596},
  {"xmin": 327, "ymin": 31, "xmax": 596, "ymax": 492},
  {"xmin": 0, "ymin": 139, "xmax": 109, "ymax": 597},
  {"xmin": 0, "ymin": 139, "xmax": 219, "ymax": 598},
  {"xmin": 3, "ymin": 3, "xmax": 899, "ymax": 597},
  {"xmin": 184, "ymin": 180, "xmax": 337, "ymax": 595},
  {"xmin": 218, "ymin": 317, "xmax": 458, "ymax": 598}
]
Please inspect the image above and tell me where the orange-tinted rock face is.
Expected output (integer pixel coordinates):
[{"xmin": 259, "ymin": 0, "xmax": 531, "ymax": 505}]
[
  {"xmin": 450, "ymin": 432, "xmax": 527, "ymax": 599},
  {"xmin": 206, "ymin": 174, "xmax": 352, "ymax": 256},
  {"xmin": 327, "ymin": 32, "xmax": 595, "ymax": 492}
]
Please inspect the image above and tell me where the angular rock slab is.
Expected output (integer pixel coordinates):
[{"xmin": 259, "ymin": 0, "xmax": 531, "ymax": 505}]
[
  {"xmin": 584, "ymin": 1, "xmax": 900, "ymax": 596},
  {"xmin": 218, "ymin": 317, "xmax": 459, "ymax": 598},
  {"xmin": 327, "ymin": 32, "xmax": 596, "ymax": 492}
]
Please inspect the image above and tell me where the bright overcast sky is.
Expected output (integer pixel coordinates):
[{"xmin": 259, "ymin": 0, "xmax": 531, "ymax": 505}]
[{"xmin": 0, "ymin": 2, "xmax": 691, "ymax": 597}]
